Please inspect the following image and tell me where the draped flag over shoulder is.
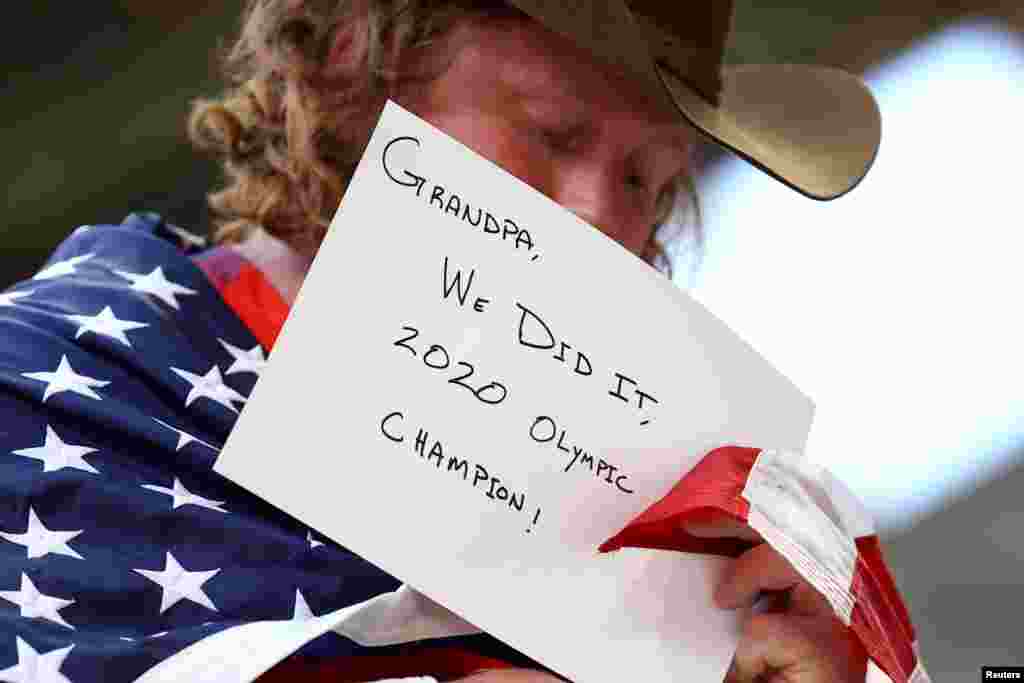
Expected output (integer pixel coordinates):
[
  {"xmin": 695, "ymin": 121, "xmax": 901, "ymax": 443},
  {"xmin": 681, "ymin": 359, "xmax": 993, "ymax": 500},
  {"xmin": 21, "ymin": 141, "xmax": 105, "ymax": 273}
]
[{"xmin": 0, "ymin": 213, "xmax": 928, "ymax": 683}]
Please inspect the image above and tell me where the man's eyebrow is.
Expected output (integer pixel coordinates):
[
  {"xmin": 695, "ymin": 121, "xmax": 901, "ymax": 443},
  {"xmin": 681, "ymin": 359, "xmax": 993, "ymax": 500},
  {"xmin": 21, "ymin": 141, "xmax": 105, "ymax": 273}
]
[
  {"xmin": 513, "ymin": 83, "xmax": 586, "ymax": 109},
  {"xmin": 504, "ymin": 64, "xmax": 586, "ymax": 102},
  {"xmin": 509, "ymin": 75, "xmax": 693, "ymax": 153}
]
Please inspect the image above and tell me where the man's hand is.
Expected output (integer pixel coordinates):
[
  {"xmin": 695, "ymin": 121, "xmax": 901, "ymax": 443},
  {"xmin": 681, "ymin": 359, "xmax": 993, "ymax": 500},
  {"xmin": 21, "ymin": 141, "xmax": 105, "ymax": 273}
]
[
  {"xmin": 455, "ymin": 509, "xmax": 869, "ymax": 683},
  {"xmin": 684, "ymin": 511, "xmax": 869, "ymax": 683}
]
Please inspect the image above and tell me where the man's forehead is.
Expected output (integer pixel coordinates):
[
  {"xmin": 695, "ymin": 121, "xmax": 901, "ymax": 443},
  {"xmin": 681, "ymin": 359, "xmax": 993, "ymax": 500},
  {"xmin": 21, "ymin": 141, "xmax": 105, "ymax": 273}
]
[
  {"xmin": 502, "ymin": 60, "xmax": 584, "ymax": 105},
  {"xmin": 476, "ymin": 21, "xmax": 677, "ymax": 118},
  {"xmin": 459, "ymin": 19, "xmax": 579, "ymax": 90}
]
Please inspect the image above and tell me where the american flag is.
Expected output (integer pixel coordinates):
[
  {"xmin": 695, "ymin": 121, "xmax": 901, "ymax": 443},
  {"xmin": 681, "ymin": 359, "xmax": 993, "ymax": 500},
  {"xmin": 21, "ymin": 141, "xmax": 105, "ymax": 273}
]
[
  {"xmin": 0, "ymin": 212, "xmax": 928, "ymax": 683},
  {"xmin": 0, "ymin": 213, "xmax": 543, "ymax": 682}
]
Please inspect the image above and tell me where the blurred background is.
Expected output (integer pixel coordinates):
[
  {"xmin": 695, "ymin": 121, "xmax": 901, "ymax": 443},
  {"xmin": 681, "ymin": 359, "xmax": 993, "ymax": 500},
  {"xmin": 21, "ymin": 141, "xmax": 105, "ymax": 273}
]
[{"xmin": 2, "ymin": 1, "xmax": 1022, "ymax": 678}]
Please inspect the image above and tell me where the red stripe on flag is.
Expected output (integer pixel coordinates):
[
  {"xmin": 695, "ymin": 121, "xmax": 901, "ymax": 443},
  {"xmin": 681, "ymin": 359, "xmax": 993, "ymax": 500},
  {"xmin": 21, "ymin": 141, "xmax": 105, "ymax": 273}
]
[
  {"xmin": 850, "ymin": 536, "xmax": 919, "ymax": 683},
  {"xmin": 598, "ymin": 445, "xmax": 758, "ymax": 557},
  {"xmin": 257, "ymin": 647, "xmax": 514, "ymax": 682},
  {"xmin": 194, "ymin": 248, "xmax": 289, "ymax": 353}
]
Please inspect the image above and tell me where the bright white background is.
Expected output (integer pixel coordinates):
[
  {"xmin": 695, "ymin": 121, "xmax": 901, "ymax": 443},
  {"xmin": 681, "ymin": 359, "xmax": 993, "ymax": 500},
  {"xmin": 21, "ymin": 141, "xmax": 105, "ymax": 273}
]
[{"xmin": 683, "ymin": 19, "xmax": 1024, "ymax": 535}]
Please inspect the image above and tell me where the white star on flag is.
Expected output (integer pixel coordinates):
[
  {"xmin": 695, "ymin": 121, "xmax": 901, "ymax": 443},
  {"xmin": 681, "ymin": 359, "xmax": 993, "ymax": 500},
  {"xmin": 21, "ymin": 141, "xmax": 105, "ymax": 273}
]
[
  {"xmin": 0, "ymin": 507, "xmax": 84, "ymax": 561},
  {"xmin": 151, "ymin": 417, "xmax": 218, "ymax": 452},
  {"xmin": 170, "ymin": 365, "xmax": 247, "ymax": 413},
  {"xmin": 0, "ymin": 637, "xmax": 75, "ymax": 683},
  {"xmin": 12, "ymin": 425, "xmax": 100, "ymax": 475},
  {"xmin": 291, "ymin": 588, "xmax": 316, "ymax": 620},
  {"xmin": 0, "ymin": 573, "xmax": 76, "ymax": 629},
  {"xmin": 65, "ymin": 306, "xmax": 148, "ymax": 347},
  {"xmin": 219, "ymin": 338, "xmax": 267, "ymax": 376},
  {"xmin": 114, "ymin": 267, "xmax": 197, "ymax": 310},
  {"xmin": 133, "ymin": 551, "xmax": 221, "ymax": 614},
  {"xmin": 141, "ymin": 478, "xmax": 226, "ymax": 513},
  {"xmin": 33, "ymin": 253, "xmax": 94, "ymax": 281},
  {"xmin": 21, "ymin": 355, "xmax": 110, "ymax": 403},
  {"xmin": 0, "ymin": 289, "xmax": 33, "ymax": 307},
  {"xmin": 307, "ymin": 531, "xmax": 324, "ymax": 550}
]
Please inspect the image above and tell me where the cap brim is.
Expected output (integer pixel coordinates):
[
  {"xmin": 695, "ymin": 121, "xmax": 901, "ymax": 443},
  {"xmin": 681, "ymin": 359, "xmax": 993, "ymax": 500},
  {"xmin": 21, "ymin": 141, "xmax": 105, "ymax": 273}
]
[{"xmin": 656, "ymin": 63, "xmax": 882, "ymax": 201}]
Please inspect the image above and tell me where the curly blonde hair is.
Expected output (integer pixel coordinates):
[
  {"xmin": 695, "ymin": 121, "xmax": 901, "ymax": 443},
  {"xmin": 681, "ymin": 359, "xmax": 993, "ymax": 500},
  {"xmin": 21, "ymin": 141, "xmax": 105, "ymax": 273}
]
[{"xmin": 189, "ymin": 0, "xmax": 702, "ymax": 277}]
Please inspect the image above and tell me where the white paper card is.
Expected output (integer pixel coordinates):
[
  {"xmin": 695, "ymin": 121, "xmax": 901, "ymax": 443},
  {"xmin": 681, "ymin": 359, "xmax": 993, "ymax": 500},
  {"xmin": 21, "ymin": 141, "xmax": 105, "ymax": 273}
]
[{"xmin": 214, "ymin": 99, "xmax": 815, "ymax": 683}]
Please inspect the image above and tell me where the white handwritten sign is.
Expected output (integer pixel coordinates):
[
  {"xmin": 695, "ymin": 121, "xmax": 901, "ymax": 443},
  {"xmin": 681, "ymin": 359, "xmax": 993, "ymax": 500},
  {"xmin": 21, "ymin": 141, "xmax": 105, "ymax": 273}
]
[{"xmin": 214, "ymin": 99, "xmax": 815, "ymax": 682}]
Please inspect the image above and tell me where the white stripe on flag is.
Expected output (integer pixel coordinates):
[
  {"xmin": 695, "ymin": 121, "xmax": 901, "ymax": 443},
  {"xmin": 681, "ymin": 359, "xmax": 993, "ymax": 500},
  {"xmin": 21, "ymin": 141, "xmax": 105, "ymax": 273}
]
[
  {"xmin": 331, "ymin": 584, "xmax": 480, "ymax": 646},
  {"xmin": 866, "ymin": 657, "xmax": 895, "ymax": 683},
  {"xmin": 133, "ymin": 586, "xmax": 475, "ymax": 683},
  {"xmin": 742, "ymin": 449, "xmax": 858, "ymax": 624},
  {"xmin": 909, "ymin": 641, "xmax": 932, "ymax": 683}
]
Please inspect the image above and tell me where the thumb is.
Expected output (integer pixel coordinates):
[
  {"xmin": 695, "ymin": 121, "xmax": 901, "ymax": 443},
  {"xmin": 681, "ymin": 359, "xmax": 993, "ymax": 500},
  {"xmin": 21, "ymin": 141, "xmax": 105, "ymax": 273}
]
[
  {"xmin": 725, "ymin": 613, "xmax": 819, "ymax": 683},
  {"xmin": 725, "ymin": 613, "xmax": 867, "ymax": 683},
  {"xmin": 679, "ymin": 509, "xmax": 762, "ymax": 543}
]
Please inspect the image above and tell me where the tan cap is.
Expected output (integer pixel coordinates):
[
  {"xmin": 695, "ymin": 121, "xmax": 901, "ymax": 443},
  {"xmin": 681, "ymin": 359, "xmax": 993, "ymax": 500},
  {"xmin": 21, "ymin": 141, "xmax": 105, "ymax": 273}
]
[{"xmin": 504, "ymin": 0, "xmax": 882, "ymax": 200}]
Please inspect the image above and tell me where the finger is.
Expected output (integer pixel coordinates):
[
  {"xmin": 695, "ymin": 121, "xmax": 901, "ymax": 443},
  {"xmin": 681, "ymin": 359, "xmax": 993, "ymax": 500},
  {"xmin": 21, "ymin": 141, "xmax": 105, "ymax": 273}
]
[
  {"xmin": 788, "ymin": 579, "xmax": 836, "ymax": 618},
  {"xmin": 725, "ymin": 613, "xmax": 869, "ymax": 683},
  {"xmin": 716, "ymin": 543, "xmax": 829, "ymax": 617},
  {"xmin": 725, "ymin": 613, "xmax": 820, "ymax": 683},
  {"xmin": 678, "ymin": 509, "xmax": 763, "ymax": 543}
]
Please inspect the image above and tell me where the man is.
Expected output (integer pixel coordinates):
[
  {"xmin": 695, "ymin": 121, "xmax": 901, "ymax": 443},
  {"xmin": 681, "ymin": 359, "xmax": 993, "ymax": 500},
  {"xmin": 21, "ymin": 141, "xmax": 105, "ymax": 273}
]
[{"xmin": 0, "ymin": 1, "xmax": 925, "ymax": 682}]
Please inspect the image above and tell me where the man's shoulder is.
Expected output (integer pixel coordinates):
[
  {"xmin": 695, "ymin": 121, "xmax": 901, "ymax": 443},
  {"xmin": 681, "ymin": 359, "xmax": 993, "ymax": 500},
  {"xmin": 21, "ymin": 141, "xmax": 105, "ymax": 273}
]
[
  {"xmin": 1, "ymin": 212, "xmax": 220, "ymax": 336},
  {"xmin": 0, "ymin": 212, "xmax": 262, "ymax": 450},
  {"xmin": 32, "ymin": 211, "xmax": 209, "ymax": 279}
]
